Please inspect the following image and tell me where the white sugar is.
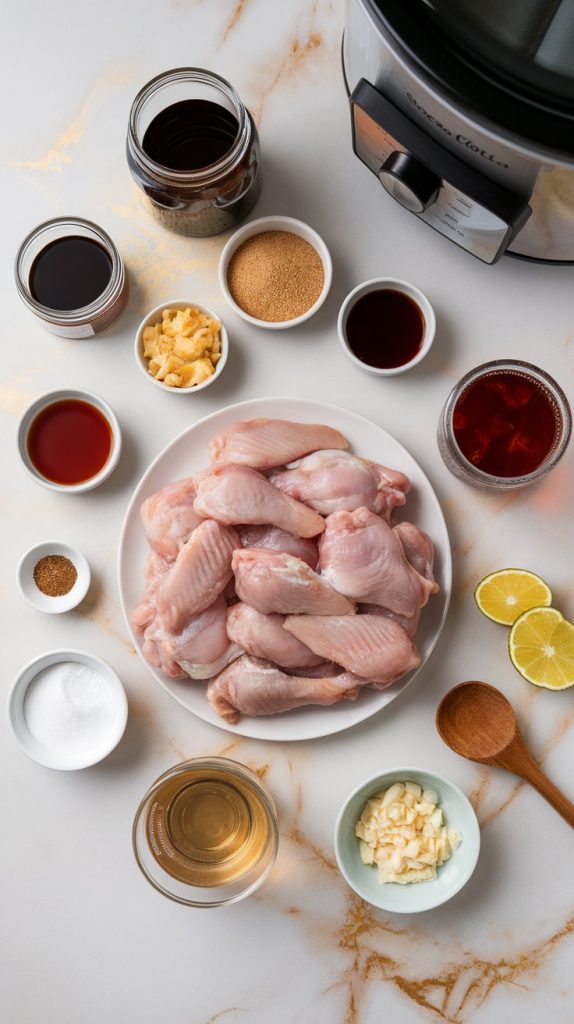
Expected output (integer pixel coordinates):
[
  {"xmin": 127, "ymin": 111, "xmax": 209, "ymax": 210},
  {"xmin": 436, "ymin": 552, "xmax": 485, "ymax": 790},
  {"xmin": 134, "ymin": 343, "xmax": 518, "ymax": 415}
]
[{"xmin": 24, "ymin": 661, "xmax": 118, "ymax": 756}]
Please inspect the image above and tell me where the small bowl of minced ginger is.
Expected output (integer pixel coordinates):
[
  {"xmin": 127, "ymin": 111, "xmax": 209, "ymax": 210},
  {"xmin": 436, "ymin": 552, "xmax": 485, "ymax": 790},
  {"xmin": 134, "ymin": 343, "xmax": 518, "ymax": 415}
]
[
  {"xmin": 135, "ymin": 299, "xmax": 228, "ymax": 394},
  {"xmin": 334, "ymin": 767, "xmax": 480, "ymax": 913}
]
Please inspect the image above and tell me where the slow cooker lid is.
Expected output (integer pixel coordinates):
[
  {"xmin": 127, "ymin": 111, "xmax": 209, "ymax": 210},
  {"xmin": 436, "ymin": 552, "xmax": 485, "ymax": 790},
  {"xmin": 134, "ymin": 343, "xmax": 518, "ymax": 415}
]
[
  {"xmin": 368, "ymin": 0, "xmax": 574, "ymax": 156},
  {"xmin": 423, "ymin": 0, "xmax": 574, "ymax": 110}
]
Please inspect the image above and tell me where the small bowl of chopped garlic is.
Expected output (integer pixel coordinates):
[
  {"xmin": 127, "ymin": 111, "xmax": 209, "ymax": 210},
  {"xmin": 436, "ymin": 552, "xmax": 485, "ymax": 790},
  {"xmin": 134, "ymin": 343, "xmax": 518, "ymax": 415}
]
[
  {"xmin": 135, "ymin": 299, "xmax": 228, "ymax": 394},
  {"xmin": 334, "ymin": 768, "xmax": 480, "ymax": 913}
]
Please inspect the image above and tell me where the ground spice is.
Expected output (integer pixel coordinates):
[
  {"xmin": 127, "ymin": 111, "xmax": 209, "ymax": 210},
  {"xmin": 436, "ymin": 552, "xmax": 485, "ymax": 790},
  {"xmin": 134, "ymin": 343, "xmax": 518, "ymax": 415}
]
[
  {"xmin": 227, "ymin": 230, "xmax": 324, "ymax": 322},
  {"xmin": 33, "ymin": 555, "xmax": 77, "ymax": 597}
]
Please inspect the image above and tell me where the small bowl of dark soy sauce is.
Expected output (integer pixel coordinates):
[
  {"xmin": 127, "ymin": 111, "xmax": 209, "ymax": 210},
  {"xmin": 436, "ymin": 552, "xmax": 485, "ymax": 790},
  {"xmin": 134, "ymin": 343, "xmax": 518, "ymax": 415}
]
[{"xmin": 338, "ymin": 278, "xmax": 435, "ymax": 377}]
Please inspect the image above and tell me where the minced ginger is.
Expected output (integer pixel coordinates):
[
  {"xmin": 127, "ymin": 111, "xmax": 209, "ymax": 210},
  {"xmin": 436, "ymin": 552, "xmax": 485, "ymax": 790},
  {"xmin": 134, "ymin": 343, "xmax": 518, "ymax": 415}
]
[
  {"xmin": 143, "ymin": 306, "xmax": 221, "ymax": 388},
  {"xmin": 355, "ymin": 781, "xmax": 461, "ymax": 884}
]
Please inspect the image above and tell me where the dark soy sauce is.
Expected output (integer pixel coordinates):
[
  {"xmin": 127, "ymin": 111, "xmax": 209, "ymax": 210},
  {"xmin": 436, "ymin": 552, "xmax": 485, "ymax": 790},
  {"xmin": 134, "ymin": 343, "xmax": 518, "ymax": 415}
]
[
  {"xmin": 345, "ymin": 289, "xmax": 425, "ymax": 369},
  {"xmin": 142, "ymin": 99, "xmax": 239, "ymax": 171},
  {"xmin": 29, "ymin": 237, "xmax": 113, "ymax": 311}
]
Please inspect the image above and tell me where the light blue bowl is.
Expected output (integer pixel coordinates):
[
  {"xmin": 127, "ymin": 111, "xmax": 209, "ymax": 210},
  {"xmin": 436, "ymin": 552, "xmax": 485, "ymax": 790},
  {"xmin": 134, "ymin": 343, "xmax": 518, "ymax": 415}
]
[{"xmin": 334, "ymin": 767, "xmax": 480, "ymax": 914}]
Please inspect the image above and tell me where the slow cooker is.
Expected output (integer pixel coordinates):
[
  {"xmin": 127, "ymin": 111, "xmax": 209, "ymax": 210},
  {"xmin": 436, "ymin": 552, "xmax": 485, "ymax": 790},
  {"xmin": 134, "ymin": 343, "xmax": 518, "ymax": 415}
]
[{"xmin": 343, "ymin": 0, "xmax": 574, "ymax": 263}]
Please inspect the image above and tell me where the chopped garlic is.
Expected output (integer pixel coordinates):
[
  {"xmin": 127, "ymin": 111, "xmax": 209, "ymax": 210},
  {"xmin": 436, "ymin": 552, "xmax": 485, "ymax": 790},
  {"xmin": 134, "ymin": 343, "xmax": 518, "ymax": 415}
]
[{"xmin": 355, "ymin": 781, "xmax": 461, "ymax": 885}]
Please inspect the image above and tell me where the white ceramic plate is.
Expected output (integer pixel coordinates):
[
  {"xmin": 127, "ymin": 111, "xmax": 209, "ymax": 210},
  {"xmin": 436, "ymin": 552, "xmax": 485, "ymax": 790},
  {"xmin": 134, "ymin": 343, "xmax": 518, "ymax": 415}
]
[{"xmin": 118, "ymin": 398, "xmax": 451, "ymax": 741}]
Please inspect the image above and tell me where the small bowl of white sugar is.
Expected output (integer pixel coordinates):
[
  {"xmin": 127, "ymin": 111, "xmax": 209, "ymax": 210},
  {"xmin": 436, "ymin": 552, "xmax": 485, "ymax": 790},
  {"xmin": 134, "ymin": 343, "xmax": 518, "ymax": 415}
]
[{"xmin": 8, "ymin": 650, "xmax": 128, "ymax": 770}]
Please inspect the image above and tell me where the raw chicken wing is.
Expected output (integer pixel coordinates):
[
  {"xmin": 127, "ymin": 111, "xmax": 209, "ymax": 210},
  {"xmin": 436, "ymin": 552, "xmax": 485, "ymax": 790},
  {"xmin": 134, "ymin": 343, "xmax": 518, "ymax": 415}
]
[
  {"xmin": 359, "ymin": 603, "xmax": 421, "ymax": 639},
  {"xmin": 394, "ymin": 521, "xmax": 437, "ymax": 586},
  {"xmin": 141, "ymin": 478, "xmax": 203, "ymax": 561},
  {"xmin": 209, "ymin": 418, "xmax": 348, "ymax": 471},
  {"xmin": 194, "ymin": 464, "xmax": 324, "ymax": 538},
  {"xmin": 157, "ymin": 519, "xmax": 240, "ymax": 633},
  {"xmin": 207, "ymin": 656, "xmax": 365, "ymax": 723},
  {"xmin": 284, "ymin": 613, "xmax": 420, "ymax": 686},
  {"xmin": 239, "ymin": 525, "xmax": 319, "ymax": 570},
  {"xmin": 131, "ymin": 552, "xmax": 169, "ymax": 634},
  {"xmin": 227, "ymin": 602, "xmax": 323, "ymax": 669},
  {"xmin": 233, "ymin": 548, "xmax": 355, "ymax": 616},
  {"xmin": 270, "ymin": 449, "xmax": 409, "ymax": 520},
  {"xmin": 142, "ymin": 620, "xmax": 187, "ymax": 679},
  {"xmin": 319, "ymin": 507, "xmax": 436, "ymax": 617},
  {"xmin": 160, "ymin": 596, "xmax": 242, "ymax": 679},
  {"xmin": 131, "ymin": 553, "xmax": 184, "ymax": 676}
]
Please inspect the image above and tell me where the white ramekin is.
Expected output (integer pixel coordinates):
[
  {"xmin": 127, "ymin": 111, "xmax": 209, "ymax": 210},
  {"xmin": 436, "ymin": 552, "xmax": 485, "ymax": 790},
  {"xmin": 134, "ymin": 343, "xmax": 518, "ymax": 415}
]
[
  {"xmin": 134, "ymin": 298, "xmax": 229, "ymax": 394},
  {"xmin": 17, "ymin": 388, "xmax": 121, "ymax": 493},
  {"xmin": 337, "ymin": 278, "xmax": 436, "ymax": 377},
  {"xmin": 17, "ymin": 541, "xmax": 91, "ymax": 614},
  {"xmin": 218, "ymin": 215, "xmax": 332, "ymax": 330},
  {"xmin": 7, "ymin": 649, "xmax": 128, "ymax": 770}
]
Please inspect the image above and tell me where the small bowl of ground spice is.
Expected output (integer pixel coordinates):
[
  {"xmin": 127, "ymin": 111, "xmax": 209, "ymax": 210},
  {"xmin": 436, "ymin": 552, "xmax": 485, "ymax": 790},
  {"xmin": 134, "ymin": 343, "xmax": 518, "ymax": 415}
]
[
  {"xmin": 18, "ymin": 541, "xmax": 91, "ymax": 614},
  {"xmin": 219, "ymin": 215, "xmax": 332, "ymax": 329}
]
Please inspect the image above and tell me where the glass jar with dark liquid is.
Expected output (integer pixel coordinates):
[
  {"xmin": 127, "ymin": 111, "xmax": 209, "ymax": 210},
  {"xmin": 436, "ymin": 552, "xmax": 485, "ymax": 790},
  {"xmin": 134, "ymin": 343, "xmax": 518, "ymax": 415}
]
[
  {"xmin": 437, "ymin": 360, "xmax": 571, "ymax": 490},
  {"xmin": 15, "ymin": 217, "xmax": 127, "ymax": 338},
  {"xmin": 127, "ymin": 69, "xmax": 262, "ymax": 237}
]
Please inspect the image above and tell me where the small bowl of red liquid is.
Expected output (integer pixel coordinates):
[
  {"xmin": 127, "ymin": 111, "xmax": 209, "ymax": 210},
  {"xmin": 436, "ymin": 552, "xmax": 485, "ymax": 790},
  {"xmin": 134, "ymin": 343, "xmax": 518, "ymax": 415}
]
[
  {"xmin": 437, "ymin": 360, "xmax": 571, "ymax": 490},
  {"xmin": 337, "ymin": 278, "xmax": 436, "ymax": 377},
  {"xmin": 17, "ymin": 388, "xmax": 122, "ymax": 493}
]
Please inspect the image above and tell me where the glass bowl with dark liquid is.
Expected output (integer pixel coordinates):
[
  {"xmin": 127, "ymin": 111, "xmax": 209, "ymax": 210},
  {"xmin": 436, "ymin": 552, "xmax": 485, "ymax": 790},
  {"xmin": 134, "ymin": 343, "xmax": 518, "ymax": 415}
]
[
  {"xmin": 15, "ymin": 217, "xmax": 127, "ymax": 338},
  {"xmin": 127, "ymin": 68, "xmax": 262, "ymax": 237},
  {"xmin": 132, "ymin": 758, "xmax": 279, "ymax": 907},
  {"xmin": 437, "ymin": 360, "xmax": 571, "ymax": 489}
]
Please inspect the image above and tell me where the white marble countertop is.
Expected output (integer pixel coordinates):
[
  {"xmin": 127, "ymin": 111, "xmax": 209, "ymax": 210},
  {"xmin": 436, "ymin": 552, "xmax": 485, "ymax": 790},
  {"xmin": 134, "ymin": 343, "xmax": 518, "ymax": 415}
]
[{"xmin": 3, "ymin": 2, "xmax": 574, "ymax": 1022}]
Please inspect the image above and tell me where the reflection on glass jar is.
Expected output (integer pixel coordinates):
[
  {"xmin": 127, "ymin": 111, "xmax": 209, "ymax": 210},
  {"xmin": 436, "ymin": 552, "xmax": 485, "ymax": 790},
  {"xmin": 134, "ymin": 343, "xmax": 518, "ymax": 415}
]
[
  {"xmin": 127, "ymin": 68, "xmax": 262, "ymax": 238},
  {"xmin": 437, "ymin": 359, "xmax": 571, "ymax": 490}
]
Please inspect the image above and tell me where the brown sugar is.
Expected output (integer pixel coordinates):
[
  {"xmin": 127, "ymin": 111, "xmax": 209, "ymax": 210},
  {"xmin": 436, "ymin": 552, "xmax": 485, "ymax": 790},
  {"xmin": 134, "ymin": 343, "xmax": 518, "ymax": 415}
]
[
  {"xmin": 227, "ymin": 230, "xmax": 324, "ymax": 322},
  {"xmin": 33, "ymin": 555, "xmax": 77, "ymax": 597}
]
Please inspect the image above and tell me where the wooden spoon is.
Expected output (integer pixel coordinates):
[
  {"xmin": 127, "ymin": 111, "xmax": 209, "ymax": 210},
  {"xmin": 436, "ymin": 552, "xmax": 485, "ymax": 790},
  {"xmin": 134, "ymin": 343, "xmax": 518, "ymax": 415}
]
[{"xmin": 436, "ymin": 681, "xmax": 574, "ymax": 827}]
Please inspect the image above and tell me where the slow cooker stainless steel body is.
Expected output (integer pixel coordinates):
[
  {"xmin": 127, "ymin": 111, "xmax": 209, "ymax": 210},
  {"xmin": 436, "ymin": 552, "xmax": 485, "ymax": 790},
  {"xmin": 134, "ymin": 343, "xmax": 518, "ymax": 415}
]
[{"xmin": 343, "ymin": 0, "xmax": 574, "ymax": 263}]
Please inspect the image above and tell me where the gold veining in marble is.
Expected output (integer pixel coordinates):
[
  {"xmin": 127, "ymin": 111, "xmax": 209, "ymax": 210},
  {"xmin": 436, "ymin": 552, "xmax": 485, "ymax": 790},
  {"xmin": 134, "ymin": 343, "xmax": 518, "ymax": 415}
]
[
  {"xmin": 242, "ymin": 750, "xmax": 574, "ymax": 1022},
  {"xmin": 74, "ymin": 577, "xmax": 133, "ymax": 649},
  {"xmin": 203, "ymin": 1008, "xmax": 249, "ymax": 1024},
  {"xmin": 0, "ymin": 385, "xmax": 37, "ymax": 417},
  {"xmin": 217, "ymin": 737, "xmax": 246, "ymax": 758},
  {"xmin": 466, "ymin": 700, "xmax": 574, "ymax": 828},
  {"xmin": 111, "ymin": 188, "xmax": 223, "ymax": 309},
  {"xmin": 10, "ymin": 70, "xmax": 135, "ymax": 174},
  {"xmin": 222, "ymin": 0, "xmax": 248, "ymax": 41},
  {"xmin": 321, "ymin": 848, "xmax": 573, "ymax": 1023},
  {"xmin": 246, "ymin": 1, "xmax": 329, "ymax": 124},
  {"xmin": 0, "ymin": 345, "xmax": 68, "ymax": 417}
]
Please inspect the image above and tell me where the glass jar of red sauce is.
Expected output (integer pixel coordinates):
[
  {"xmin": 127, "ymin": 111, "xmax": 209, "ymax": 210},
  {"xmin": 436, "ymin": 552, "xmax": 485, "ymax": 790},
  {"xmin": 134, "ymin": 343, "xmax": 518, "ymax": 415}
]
[
  {"xmin": 127, "ymin": 68, "xmax": 261, "ymax": 237},
  {"xmin": 437, "ymin": 360, "xmax": 571, "ymax": 489}
]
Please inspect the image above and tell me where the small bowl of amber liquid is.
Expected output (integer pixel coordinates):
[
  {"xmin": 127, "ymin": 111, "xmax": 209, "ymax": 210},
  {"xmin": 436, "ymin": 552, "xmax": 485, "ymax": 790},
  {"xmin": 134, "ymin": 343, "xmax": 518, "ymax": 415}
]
[
  {"xmin": 132, "ymin": 758, "xmax": 279, "ymax": 907},
  {"xmin": 437, "ymin": 359, "xmax": 571, "ymax": 489},
  {"xmin": 17, "ymin": 388, "xmax": 121, "ymax": 493}
]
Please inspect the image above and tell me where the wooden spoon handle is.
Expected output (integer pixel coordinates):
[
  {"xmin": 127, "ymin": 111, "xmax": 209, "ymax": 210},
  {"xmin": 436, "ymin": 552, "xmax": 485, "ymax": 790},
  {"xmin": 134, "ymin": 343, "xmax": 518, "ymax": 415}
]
[{"xmin": 517, "ymin": 759, "xmax": 574, "ymax": 828}]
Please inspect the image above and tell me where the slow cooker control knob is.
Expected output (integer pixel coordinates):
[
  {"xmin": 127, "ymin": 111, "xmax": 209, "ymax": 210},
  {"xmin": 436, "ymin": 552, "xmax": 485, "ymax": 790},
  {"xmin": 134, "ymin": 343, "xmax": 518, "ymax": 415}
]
[{"xmin": 378, "ymin": 152, "xmax": 441, "ymax": 213}]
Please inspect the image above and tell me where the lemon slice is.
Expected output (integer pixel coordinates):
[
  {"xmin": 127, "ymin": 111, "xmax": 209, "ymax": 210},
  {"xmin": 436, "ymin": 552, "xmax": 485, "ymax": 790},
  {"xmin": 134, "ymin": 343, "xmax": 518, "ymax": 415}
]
[
  {"xmin": 509, "ymin": 607, "xmax": 574, "ymax": 689},
  {"xmin": 475, "ymin": 569, "xmax": 552, "ymax": 626}
]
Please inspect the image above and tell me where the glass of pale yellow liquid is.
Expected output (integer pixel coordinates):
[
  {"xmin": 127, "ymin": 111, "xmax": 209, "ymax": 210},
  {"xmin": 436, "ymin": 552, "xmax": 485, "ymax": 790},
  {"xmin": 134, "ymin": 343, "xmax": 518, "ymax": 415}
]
[{"xmin": 132, "ymin": 757, "xmax": 279, "ymax": 906}]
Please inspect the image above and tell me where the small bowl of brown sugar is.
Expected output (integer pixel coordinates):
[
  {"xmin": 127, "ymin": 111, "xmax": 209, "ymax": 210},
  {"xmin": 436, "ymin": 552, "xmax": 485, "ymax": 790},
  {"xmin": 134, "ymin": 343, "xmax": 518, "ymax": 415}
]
[
  {"xmin": 219, "ymin": 215, "xmax": 332, "ymax": 329},
  {"xmin": 18, "ymin": 541, "xmax": 91, "ymax": 614}
]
